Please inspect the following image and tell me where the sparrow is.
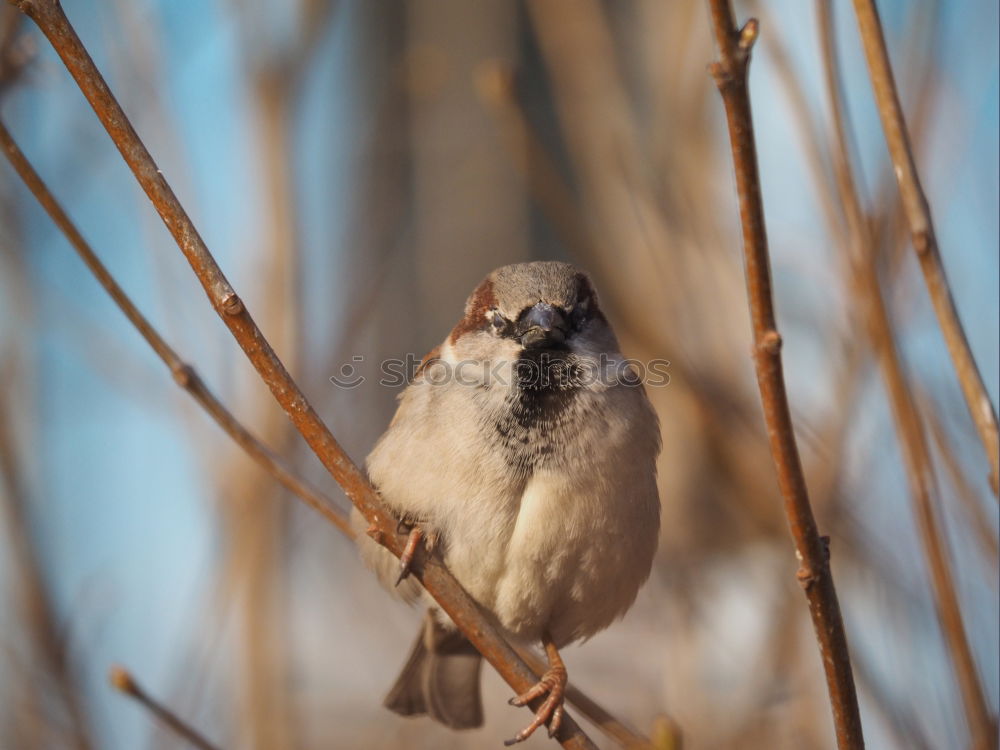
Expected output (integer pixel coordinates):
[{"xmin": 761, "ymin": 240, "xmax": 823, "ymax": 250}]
[{"xmin": 354, "ymin": 261, "xmax": 661, "ymax": 744}]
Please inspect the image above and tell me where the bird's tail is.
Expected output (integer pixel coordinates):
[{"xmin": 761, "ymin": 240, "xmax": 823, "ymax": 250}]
[{"xmin": 384, "ymin": 609, "xmax": 484, "ymax": 730}]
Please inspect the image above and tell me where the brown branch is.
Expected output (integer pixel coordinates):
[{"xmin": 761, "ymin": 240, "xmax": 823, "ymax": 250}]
[
  {"xmin": 850, "ymin": 0, "xmax": 1000, "ymax": 498},
  {"xmin": 868, "ymin": 0, "xmax": 939, "ymax": 279},
  {"xmin": 704, "ymin": 4, "xmax": 865, "ymax": 749},
  {"xmin": 0, "ymin": 118, "xmax": 352, "ymax": 539},
  {"xmin": 7, "ymin": 1, "xmax": 599, "ymax": 747},
  {"xmin": 816, "ymin": 5, "xmax": 997, "ymax": 746},
  {"xmin": 108, "ymin": 666, "xmax": 219, "ymax": 750}
]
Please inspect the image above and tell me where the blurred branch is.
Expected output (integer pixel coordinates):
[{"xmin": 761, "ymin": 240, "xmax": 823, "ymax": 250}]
[
  {"xmin": 816, "ymin": 6, "xmax": 997, "ymax": 747},
  {"xmin": 475, "ymin": 62, "xmax": 597, "ymax": 268},
  {"xmin": 850, "ymin": 0, "xmax": 1000, "ymax": 498},
  {"xmin": 705, "ymin": 4, "xmax": 865, "ymax": 749},
  {"xmin": 0, "ymin": 118, "xmax": 352, "ymax": 538},
  {"xmin": 108, "ymin": 666, "xmax": 219, "ymax": 750},
  {"xmin": 649, "ymin": 716, "xmax": 682, "ymax": 750},
  {"xmin": 8, "ymin": 1, "xmax": 601, "ymax": 747},
  {"xmin": 0, "ymin": 378, "xmax": 93, "ymax": 750},
  {"xmin": 224, "ymin": 4, "xmax": 341, "ymax": 746},
  {"xmin": 1, "ymin": 26, "xmax": 81, "ymax": 741},
  {"xmin": 0, "ymin": 6, "xmax": 26, "ymax": 89}
]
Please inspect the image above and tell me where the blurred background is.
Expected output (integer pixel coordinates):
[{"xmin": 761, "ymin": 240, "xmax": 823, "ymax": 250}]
[{"xmin": 0, "ymin": 0, "xmax": 996, "ymax": 748}]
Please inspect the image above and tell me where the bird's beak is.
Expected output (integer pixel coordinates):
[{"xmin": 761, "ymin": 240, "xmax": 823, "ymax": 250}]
[{"xmin": 519, "ymin": 302, "xmax": 568, "ymax": 349}]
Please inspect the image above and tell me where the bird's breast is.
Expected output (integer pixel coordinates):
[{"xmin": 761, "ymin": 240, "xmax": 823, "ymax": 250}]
[{"xmin": 491, "ymin": 383, "xmax": 581, "ymax": 475}]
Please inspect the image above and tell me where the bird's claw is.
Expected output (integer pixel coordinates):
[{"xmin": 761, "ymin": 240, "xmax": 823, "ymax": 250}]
[
  {"xmin": 394, "ymin": 524, "xmax": 438, "ymax": 586},
  {"xmin": 395, "ymin": 526, "xmax": 424, "ymax": 586},
  {"xmin": 504, "ymin": 664, "xmax": 568, "ymax": 744}
]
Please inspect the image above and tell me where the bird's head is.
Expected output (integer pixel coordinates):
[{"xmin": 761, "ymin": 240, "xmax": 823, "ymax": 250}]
[{"xmin": 442, "ymin": 261, "xmax": 623, "ymax": 391}]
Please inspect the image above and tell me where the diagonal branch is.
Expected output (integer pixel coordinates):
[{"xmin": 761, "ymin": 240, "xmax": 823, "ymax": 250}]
[
  {"xmin": 109, "ymin": 667, "xmax": 219, "ymax": 750},
  {"xmin": 850, "ymin": 0, "xmax": 1000, "ymax": 498},
  {"xmin": 7, "ymin": 1, "xmax": 600, "ymax": 747},
  {"xmin": 704, "ymin": 3, "xmax": 865, "ymax": 748}
]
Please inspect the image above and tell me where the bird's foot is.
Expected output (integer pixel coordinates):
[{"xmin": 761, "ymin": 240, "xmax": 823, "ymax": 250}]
[
  {"xmin": 504, "ymin": 647, "xmax": 567, "ymax": 745},
  {"xmin": 394, "ymin": 520, "xmax": 437, "ymax": 586}
]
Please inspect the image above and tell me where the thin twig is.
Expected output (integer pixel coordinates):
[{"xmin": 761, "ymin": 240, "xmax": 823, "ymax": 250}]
[
  {"xmin": 816, "ymin": 6, "xmax": 996, "ymax": 746},
  {"xmin": 0, "ymin": 119, "xmax": 351, "ymax": 538},
  {"xmin": 704, "ymin": 4, "xmax": 865, "ymax": 748},
  {"xmin": 867, "ymin": 0, "xmax": 940, "ymax": 280},
  {"xmin": 108, "ymin": 666, "xmax": 219, "ymax": 750},
  {"xmin": 850, "ymin": 0, "xmax": 1000, "ymax": 498},
  {"xmin": 8, "ymin": 2, "xmax": 599, "ymax": 747}
]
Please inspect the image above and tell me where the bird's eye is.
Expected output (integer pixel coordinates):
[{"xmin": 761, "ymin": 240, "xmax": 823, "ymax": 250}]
[{"xmin": 571, "ymin": 299, "xmax": 589, "ymax": 328}]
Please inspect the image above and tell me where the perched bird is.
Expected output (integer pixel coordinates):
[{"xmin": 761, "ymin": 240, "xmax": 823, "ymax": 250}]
[{"xmin": 355, "ymin": 261, "xmax": 661, "ymax": 743}]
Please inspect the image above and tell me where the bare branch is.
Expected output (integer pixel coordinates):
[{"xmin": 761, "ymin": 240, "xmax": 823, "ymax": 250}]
[
  {"xmin": 704, "ymin": 3, "xmax": 865, "ymax": 748},
  {"xmin": 108, "ymin": 666, "xmax": 219, "ymax": 750},
  {"xmin": 816, "ymin": 5, "xmax": 997, "ymax": 746},
  {"xmin": 7, "ymin": 1, "xmax": 600, "ymax": 746},
  {"xmin": 850, "ymin": 0, "xmax": 1000, "ymax": 498}
]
